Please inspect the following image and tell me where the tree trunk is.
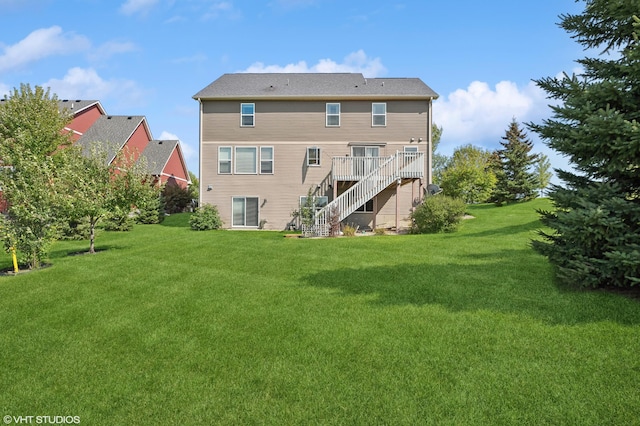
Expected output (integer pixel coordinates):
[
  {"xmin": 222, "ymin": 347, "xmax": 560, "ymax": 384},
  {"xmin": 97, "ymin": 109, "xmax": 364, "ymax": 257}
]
[{"xmin": 89, "ymin": 217, "xmax": 96, "ymax": 254}]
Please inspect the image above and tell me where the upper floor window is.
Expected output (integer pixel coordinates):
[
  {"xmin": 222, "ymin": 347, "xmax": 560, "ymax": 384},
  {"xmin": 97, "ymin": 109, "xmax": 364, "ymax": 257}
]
[
  {"xmin": 307, "ymin": 147, "xmax": 321, "ymax": 166},
  {"xmin": 326, "ymin": 103, "xmax": 340, "ymax": 127},
  {"xmin": 372, "ymin": 102, "xmax": 386, "ymax": 126},
  {"xmin": 219, "ymin": 146, "xmax": 232, "ymax": 174},
  {"xmin": 260, "ymin": 146, "xmax": 274, "ymax": 174},
  {"xmin": 241, "ymin": 103, "xmax": 255, "ymax": 127},
  {"xmin": 235, "ymin": 146, "xmax": 257, "ymax": 174}
]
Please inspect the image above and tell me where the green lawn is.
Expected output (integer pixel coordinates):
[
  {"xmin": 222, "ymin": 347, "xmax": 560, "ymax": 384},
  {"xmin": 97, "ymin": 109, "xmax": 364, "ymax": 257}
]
[{"xmin": 1, "ymin": 199, "xmax": 639, "ymax": 425}]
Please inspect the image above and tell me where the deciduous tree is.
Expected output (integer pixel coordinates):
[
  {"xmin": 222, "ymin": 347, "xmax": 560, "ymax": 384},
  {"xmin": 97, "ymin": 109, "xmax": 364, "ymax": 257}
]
[
  {"xmin": 0, "ymin": 85, "xmax": 72, "ymax": 268},
  {"xmin": 440, "ymin": 144, "xmax": 496, "ymax": 204}
]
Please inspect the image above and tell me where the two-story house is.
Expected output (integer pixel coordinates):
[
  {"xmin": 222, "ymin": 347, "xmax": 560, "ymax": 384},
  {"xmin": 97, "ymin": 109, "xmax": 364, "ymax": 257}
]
[{"xmin": 193, "ymin": 73, "xmax": 438, "ymax": 234}]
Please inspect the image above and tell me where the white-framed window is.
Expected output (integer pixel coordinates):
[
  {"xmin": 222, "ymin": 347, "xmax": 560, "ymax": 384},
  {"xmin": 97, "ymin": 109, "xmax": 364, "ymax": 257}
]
[
  {"xmin": 218, "ymin": 146, "xmax": 232, "ymax": 174},
  {"xmin": 351, "ymin": 146, "xmax": 380, "ymax": 176},
  {"xmin": 235, "ymin": 146, "xmax": 257, "ymax": 174},
  {"xmin": 326, "ymin": 103, "xmax": 340, "ymax": 127},
  {"xmin": 404, "ymin": 146, "xmax": 419, "ymax": 153},
  {"xmin": 241, "ymin": 103, "xmax": 255, "ymax": 127},
  {"xmin": 355, "ymin": 199, "xmax": 374, "ymax": 213},
  {"xmin": 260, "ymin": 146, "xmax": 274, "ymax": 174},
  {"xmin": 372, "ymin": 102, "xmax": 387, "ymax": 126},
  {"xmin": 300, "ymin": 195, "xmax": 328, "ymax": 212},
  {"xmin": 232, "ymin": 196, "xmax": 259, "ymax": 227},
  {"xmin": 307, "ymin": 147, "xmax": 321, "ymax": 166}
]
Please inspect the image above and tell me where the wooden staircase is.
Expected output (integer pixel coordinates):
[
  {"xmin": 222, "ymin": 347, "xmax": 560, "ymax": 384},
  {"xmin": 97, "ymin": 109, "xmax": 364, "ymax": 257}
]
[{"xmin": 303, "ymin": 151, "xmax": 424, "ymax": 237}]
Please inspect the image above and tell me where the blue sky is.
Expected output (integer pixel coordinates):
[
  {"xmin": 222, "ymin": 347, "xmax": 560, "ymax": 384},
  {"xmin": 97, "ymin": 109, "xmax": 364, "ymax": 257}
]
[{"xmin": 0, "ymin": 0, "xmax": 585, "ymax": 178}]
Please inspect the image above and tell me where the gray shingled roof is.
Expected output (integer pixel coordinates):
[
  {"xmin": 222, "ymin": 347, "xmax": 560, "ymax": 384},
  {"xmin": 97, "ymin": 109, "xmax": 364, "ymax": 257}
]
[
  {"xmin": 139, "ymin": 140, "xmax": 178, "ymax": 175},
  {"xmin": 193, "ymin": 73, "xmax": 438, "ymax": 100},
  {"xmin": 76, "ymin": 115, "xmax": 147, "ymax": 163},
  {"xmin": 57, "ymin": 99, "xmax": 104, "ymax": 115}
]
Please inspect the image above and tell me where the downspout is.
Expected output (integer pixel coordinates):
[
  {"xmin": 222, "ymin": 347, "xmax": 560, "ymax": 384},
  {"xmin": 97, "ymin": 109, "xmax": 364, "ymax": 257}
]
[
  {"xmin": 197, "ymin": 98, "xmax": 203, "ymax": 207},
  {"xmin": 427, "ymin": 97, "xmax": 433, "ymax": 186}
]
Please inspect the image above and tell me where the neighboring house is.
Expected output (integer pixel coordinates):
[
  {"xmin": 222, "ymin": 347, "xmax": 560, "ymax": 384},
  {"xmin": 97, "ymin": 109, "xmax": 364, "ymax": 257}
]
[
  {"xmin": 59, "ymin": 100, "xmax": 107, "ymax": 141},
  {"xmin": 139, "ymin": 140, "xmax": 190, "ymax": 188},
  {"xmin": 61, "ymin": 105, "xmax": 190, "ymax": 189},
  {"xmin": 193, "ymin": 73, "xmax": 439, "ymax": 233}
]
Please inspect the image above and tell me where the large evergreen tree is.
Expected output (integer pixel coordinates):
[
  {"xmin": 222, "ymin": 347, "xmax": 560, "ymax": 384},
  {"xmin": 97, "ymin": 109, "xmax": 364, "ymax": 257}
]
[
  {"xmin": 529, "ymin": 1, "xmax": 640, "ymax": 288},
  {"xmin": 493, "ymin": 118, "xmax": 539, "ymax": 205}
]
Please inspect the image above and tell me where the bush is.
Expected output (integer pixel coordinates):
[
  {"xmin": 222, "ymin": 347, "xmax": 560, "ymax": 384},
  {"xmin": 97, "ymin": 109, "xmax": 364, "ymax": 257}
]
[
  {"xmin": 103, "ymin": 209, "xmax": 134, "ymax": 232},
  {"xmin": 189, "ymin": 204, "xmax": 222, "ymax": 231},
  {"xmin": 163, "ymin": 184, "xmax": 193, "ymax": 214},
  {"xmin": 342, "ymin": 224, "xmax": 357, "ymax": 237},
  {"xmin": 411, "ymin": 195, "xmax": 466, "ymax": 234},
  {"xmin": 136, "ymin": 194, "xmax": 164, "ymax": 224},
  {"xmin": 58, "ymin": 218, "xmax": 91, "ymax": 240}
]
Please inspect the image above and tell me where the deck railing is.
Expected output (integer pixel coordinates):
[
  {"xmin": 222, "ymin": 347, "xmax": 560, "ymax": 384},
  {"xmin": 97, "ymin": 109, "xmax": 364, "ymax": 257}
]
[{"xmin": 303, "ymin": 152, "xmax": 423, "ymax": 236}]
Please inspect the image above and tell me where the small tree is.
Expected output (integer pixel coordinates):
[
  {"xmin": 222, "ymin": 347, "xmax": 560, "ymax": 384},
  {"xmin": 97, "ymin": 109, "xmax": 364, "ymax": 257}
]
[
  {"xmin": 492, "ymin": 119, "xmax": 539, "ymax": 205},
  {"xmin": 431, "ymin": 123, "xmax": 448, "ymax": 184},
  {"xmin": 440, "ymin": 144, "xmax": 496, "ymax": 203},
  {"xmin": 57, "ymin": 144, "xmax": 160, "ymax": 253},
  {"xmin": 188, "ymin": 171, "xmax": 199, "ymax": 204},
  {"xmin": 535, "ymin": 154, "xmax": 553, "ymax": 197}
]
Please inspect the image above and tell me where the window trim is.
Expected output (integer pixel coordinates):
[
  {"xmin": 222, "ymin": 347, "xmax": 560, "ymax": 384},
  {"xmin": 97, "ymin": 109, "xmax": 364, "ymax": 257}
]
[
  {"xmin": 218, "ymin": 146, "xmax": 232, "ymax": 174},
  {"xmin": 326, "ymin": 102, "xmax": 340, "ymax": 127},
  {"xmin": 234, "ymin": 146, "xmax": 258, "ymax": 174},
  {"xmin": 307, "ymin": 147, "xmax": 321, "ymax": 167},
  {"xmin": 232, "ymin": 196, "xmax": 260, "ymax": 227},
  {"xmin": 260, "ymin": 146, "xmax": 274, "ymax": 174},
  {"xmin": 372, "ymin": 102, "xmax": 387, "ymax": 127},
  {"xmin": 240, "ymin": 103, "xmax": 255, "ymax": 127},
  {"xmin": 299, "ymin": 195, "xmax": 329, "ymax": 212},
  {"xmin": 355, "ymin": 199, "xmax": 374, "ymax": 213}
]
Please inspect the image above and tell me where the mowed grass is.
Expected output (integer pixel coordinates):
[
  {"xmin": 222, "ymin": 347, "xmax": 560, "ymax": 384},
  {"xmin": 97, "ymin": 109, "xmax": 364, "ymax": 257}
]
[{"xmin": 1, "ymin": 199, "xmax": 639, "ymax": 425}]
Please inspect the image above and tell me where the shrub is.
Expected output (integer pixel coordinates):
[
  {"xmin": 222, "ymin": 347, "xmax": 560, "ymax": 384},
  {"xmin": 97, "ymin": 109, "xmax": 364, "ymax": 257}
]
[
  {"xmin": 136, "ymin": 193, "xmax": 164, "ymax": 224},
  {"xmin": 342, "ymin": 224, "xmax": 357, "ymax": 237},
  {"xmin": 189, "ymin": 204, "xmax": 222, "ymax": 231},
  {"xmin": 411, "ymin": 195, "xmax": 466, "ymax": 234},
  {"xmin": 103, "ymin": 209, "xmax": 134, "ymax": 232},
  {"xmin": 163, "ymin": 184, "xmax": 193, "ymax": 214},
  {"xmin": 58, "ymin": 218, "xmax": 91, "ymax": 240}
]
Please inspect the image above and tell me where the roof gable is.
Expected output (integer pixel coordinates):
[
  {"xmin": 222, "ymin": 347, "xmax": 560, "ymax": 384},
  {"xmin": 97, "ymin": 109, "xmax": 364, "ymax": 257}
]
[
  {"xmin": 193, "ymin": 73, "xmax": 438, "ymax": 100},
  {"xmin": 139, "ymin": 140, "xmax": 179, "ymax": 175},
  {"xmin": 76, "ymin": 115, "xmax": 149, "ymax": 163},
  {"xmin": 58, "ymin": 100, "xmax": 106, "ymax": 116}
]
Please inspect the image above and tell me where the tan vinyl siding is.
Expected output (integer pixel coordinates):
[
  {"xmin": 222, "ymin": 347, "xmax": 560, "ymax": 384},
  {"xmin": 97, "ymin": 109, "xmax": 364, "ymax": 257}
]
[
  {"xmin": 201, "ymin": 100, "xmax": 429, "ymax": 143},
  {"xmin": 200, "ymin": 98, "xmax": 431, "ymax": 230}
]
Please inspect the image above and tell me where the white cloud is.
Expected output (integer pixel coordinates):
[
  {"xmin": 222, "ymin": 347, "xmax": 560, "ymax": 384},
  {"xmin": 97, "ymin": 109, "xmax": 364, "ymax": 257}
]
[
  {"xmin": 42, "ymin": 67, "xmax": 143, "ymax": 106},
  {"xmin": 159, "ymin": 130, "xmax": 196, "ymax": 161},
  {"xmin": 434, "ymin": 79, "xmax": 548, "ymax": 153},
  {"xmin": 0, "ymin": 26, "xmax": 90, "ymax": 72},
  {"xmin": 242, "ymin": 49, "xmax": 387, "ymax": 77},
  {"xmin": 119, "ymin": 0, "xmax": 159, "ymax": 16},
  {"xmin": 433, "ymin": 78, "xmax": 577, "ymax": 186},
  {"xmin": 202, "ymin": 1, "xmax": 240, "ymax": 20},
  {"xmin": 89, "ymin": 41, "xmax": 138, "ymax": 62}
]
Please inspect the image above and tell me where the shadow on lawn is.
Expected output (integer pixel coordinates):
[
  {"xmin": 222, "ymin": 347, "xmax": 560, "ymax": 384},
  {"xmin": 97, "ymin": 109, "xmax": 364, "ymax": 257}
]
[
  {"xmin": 302, "ymin": 251, "xmax": 640, "ymax": 326},
  {"xmin": 460, "ymin": 220, "xmax": 543, "ymax": 238}
]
